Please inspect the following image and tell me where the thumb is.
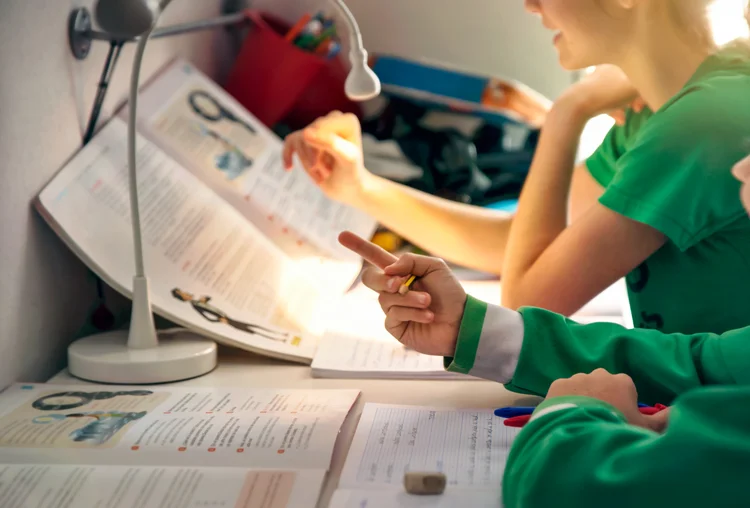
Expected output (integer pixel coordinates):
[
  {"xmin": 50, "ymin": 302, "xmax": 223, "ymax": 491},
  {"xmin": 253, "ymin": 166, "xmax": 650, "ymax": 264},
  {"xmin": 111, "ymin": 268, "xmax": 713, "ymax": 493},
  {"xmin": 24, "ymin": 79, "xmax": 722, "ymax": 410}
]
[{"xmin": 384, "ymin": 253, "xmax": 445, "ymax": 278}]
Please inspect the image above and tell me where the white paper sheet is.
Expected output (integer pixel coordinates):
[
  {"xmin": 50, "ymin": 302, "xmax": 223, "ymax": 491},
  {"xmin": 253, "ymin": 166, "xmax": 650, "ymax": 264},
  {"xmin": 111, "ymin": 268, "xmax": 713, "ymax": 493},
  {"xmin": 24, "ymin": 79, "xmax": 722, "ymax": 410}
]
[
  {"xmin": 331, "ymin": 403, "xmax": 519, "ymax": 507},
  {"xmin": 312, "ymin": 333, "xmax": 466, "ymax": 379},
  {"xmin": 339, "ymin": 404, "xmax": 519, "ymax": 488}
]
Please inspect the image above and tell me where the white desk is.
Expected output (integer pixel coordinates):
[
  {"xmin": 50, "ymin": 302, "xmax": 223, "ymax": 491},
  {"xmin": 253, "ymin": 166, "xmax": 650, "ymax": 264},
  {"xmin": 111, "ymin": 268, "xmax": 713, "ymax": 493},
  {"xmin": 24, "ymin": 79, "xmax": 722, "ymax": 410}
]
[{"xmin": 48, "ymin": 346, "xmax": 537, "ymax": 507}]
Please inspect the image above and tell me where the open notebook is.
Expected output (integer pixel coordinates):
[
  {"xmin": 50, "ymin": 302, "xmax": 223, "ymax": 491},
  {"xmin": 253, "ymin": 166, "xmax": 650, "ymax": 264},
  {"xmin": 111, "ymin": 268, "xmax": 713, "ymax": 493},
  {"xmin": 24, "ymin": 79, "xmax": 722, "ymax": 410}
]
[{"xmin": 312, "ymin": 279, "xmax": 632, "ymax": 379}]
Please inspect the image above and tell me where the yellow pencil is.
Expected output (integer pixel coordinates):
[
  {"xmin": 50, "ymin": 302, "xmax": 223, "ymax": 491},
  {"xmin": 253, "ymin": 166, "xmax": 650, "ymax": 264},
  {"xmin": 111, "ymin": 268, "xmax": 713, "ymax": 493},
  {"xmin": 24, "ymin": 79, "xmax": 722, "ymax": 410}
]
[{"xmin": 398, "ymin": 275, "xmax": 418, "ymax": 295}]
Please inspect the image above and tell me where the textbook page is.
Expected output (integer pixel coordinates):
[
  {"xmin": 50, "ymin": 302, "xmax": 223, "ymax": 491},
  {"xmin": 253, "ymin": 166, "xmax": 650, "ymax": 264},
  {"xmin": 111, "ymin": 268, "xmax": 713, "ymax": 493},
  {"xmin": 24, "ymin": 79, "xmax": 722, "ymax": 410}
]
[
  {"xmin": 0, "ymin": 465, "xmax": 324, "ymax": 508},
  {"xmin": 127, "ymin": 58, "xmax": 376, "ymax": 289},
  {"xmin": 331, "ymin": 403, "xmax": 519, "ymax": 506},
  {"xmin": 0, "ymin": 384, "xmax": 359, "ymax": 470},
  {"xmin": 36, "ymin": 118, "xmax": 334, "ymax": 363}
]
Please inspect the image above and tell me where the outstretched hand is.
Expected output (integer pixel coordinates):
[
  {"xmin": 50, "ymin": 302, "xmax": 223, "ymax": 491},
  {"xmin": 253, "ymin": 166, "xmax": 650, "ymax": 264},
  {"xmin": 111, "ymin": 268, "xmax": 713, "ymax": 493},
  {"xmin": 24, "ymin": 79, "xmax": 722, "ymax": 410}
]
[{"xmin": 339, "ymin": 232, "xmax": 467, "ymax": 357}]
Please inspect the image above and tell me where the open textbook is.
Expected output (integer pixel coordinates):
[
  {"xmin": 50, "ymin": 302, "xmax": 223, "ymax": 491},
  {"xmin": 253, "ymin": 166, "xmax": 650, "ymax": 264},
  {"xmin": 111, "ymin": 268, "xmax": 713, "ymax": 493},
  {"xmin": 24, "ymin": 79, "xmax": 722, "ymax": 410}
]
[
  {"xmin": 0, "ymin": 383, "xmax": 359, "ymax": 508},
  {"xmin": 123, "ymin": 59, "xmax": 375, "ymax": 264},
  {"xmin": 329, "ymin": 403, "xmax": 520, "ymax": 507},
  {"xmin": 34, "ymin": 60, "xmax": 378, "ymax": 365},
  {"xmin": 312, "ymin": 279, "xmax": 632, "ymax": 379}
]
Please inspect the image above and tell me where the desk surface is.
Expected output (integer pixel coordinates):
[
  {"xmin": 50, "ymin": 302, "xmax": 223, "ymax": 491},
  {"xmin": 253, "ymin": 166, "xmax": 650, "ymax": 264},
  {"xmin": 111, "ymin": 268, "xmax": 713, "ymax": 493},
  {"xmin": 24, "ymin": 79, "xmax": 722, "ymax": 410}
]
[{"xmin": 48, "ymin": 347, "xmax": 537, "ymax": 507}]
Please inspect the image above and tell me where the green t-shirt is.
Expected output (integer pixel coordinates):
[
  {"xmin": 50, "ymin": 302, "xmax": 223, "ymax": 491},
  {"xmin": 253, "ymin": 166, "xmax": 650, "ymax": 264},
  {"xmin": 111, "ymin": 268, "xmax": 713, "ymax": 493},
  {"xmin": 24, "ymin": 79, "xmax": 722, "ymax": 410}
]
[{"xmin": 586, "ymin": 41, "xmax": 750, "ymax": 335}]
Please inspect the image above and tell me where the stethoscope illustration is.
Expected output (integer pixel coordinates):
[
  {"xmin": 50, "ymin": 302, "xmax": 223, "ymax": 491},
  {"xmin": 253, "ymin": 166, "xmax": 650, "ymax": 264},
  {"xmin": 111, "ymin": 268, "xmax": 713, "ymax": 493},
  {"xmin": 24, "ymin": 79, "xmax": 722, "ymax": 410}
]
[
  {"xmin": 31, "ymin": 390, "xmax": 153, "ymax": 411},
  {"xmin": 188, "ymin": 90, "xmax": 257, "ymax": 136}
]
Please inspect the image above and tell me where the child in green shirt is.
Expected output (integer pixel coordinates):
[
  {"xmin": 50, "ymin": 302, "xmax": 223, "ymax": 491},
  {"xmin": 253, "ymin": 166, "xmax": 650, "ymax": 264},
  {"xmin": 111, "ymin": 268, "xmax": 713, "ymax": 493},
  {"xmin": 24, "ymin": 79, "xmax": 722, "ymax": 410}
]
[
  {"xmin": 337, "ymin": 152, "xmax": 750, "ymax": 506},
  {"xmin": 285, "ymin": 0, "xmax": 750, "ymax": 336}
]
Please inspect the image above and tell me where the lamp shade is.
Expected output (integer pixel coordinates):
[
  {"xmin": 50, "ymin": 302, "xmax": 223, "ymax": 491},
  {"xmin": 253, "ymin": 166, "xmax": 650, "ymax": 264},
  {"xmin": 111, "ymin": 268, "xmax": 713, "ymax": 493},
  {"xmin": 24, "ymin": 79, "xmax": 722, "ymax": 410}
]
[
  {"xmin": 346, "ymin": 55, "xmax": 381, "ymax": 101},
  {"xmin": 94, "ymin": 0, "xmax": 156, "ymax": 38}
]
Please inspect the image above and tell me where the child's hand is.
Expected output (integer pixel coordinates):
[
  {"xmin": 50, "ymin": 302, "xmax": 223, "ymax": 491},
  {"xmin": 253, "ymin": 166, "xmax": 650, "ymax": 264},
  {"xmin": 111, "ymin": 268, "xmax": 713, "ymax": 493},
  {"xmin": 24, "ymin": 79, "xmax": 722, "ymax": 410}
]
[
  {"xmin": 339, "ymin": 232, "xmax": 467, "ymax": 357},
  {"xmin": 546, "ymin": 369, "xmax": 669, "ymax": 433},
  {"xmin": 282, "ymin": 112, "xmax": 370, "ymax": 206},
  {"xmin": 559, "ymin": 65, "xmax": 640, "ymax": 121}
]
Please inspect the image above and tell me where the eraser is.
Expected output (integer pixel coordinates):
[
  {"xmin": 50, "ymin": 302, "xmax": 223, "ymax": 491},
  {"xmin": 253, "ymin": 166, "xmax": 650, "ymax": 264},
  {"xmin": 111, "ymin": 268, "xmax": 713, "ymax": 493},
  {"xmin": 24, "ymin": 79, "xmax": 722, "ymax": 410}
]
[{"xmin": 403, "ymin": 471, "xmax": 447, "ymax": 495}]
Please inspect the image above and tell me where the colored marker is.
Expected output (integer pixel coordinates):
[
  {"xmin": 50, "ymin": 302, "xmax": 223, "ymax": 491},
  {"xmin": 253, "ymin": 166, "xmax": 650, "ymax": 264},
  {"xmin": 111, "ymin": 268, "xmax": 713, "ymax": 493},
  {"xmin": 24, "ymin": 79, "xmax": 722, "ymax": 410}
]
[{"xmin": 285, "ymin": 13, "xmax": 312, "ymax": 42}]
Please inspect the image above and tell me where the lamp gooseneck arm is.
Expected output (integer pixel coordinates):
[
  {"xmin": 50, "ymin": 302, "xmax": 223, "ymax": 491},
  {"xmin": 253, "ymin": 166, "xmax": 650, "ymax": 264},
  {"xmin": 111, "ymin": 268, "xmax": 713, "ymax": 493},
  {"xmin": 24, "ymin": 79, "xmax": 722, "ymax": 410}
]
[
  {"xmin": 332, "ymin": 0, "xmax": 364, "ymax": 50},
  {"xmin": 125, "ymin": 1, "xmax": 173, "ymax": 350},
  {"xmin": 127, "ymin": 25, "xmax": 153, "ymax": 278},
  {"xmin": 128, "ymin": 0, "xmax": 174, "ymax": 278}
]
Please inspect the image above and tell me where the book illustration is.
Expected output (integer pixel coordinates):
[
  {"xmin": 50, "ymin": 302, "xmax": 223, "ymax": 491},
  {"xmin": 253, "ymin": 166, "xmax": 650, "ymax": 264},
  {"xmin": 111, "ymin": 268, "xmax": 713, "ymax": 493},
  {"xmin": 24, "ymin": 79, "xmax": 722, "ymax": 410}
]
[
  {"xmin": 0, "ymin": 389, "xmax": 170, "ymax": 449},
  {"xmin": 188, "ymin": 89, "xmax": 257, "ymax": 181},
  {"xmin": 31, "ymin": 390, "xmax": 154, "ymax": 411},
  {"xmin": 32, "ymin": 411, "xmax": 148, "ymax": 446},
  {"xmin": 191, "ymin": 122, "xmax": 253, "ymax": 180},
  {"xmin": 188, "ymin": 90, "xmax": 257, "ymax": 137},
  {"xmin": 188, "ymin": 90, "xmax": 258, "ymax": 184},
  {"xmin": 171, "ymin": 288, "xmax": 302, "ymax": 346},
  {"xmin": 151, "ymin": 86, "xmax": 269, "ymax": 191}
]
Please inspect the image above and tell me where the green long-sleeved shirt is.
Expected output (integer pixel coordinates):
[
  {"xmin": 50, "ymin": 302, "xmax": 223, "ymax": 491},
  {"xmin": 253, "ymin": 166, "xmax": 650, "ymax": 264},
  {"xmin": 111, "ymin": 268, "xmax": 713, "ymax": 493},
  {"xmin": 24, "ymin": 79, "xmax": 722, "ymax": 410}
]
[{"xmin": 445, "ymin": 296, "xmax": 750, "ymax": 508}]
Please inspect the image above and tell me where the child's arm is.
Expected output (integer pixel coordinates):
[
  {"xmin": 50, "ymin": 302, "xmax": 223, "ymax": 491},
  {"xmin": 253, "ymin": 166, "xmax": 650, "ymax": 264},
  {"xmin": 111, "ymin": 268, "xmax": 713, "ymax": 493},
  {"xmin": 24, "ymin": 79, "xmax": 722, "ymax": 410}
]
[
  {"xmin": 503, "ymin": 387, "xmax": 750, "ymax": 508},
  {"xmin": 446, "ymin": 297, "xmax": 747, "ymax": 404}
]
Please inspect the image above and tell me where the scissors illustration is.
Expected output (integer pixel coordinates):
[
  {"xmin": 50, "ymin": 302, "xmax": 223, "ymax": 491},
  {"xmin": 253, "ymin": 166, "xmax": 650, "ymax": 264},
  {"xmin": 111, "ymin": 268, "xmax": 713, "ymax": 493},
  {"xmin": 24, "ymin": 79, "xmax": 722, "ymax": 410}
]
[{"xmin": 188, "ymin": 90, "xmax": 257, "ymax": 136}]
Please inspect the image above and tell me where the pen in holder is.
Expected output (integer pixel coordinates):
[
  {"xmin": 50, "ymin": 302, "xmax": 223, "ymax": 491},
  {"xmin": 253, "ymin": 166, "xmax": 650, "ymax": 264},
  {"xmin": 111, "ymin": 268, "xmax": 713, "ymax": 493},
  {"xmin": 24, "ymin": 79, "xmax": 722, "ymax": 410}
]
[{"xmin": 225, "ymin": 11, "xmax": 361, "ymax": 130}]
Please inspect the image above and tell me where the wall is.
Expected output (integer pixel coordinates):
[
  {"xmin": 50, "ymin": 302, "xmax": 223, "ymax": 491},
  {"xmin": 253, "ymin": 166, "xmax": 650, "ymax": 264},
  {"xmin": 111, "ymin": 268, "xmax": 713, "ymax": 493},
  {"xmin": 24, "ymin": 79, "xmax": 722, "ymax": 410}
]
[
  {"xmin": 0, "ymin": 0, "xmax": 230, "ymax": 388},
  {"xmin": 253, "ymin": 0, "xmax": 573, "ymax": 100}
]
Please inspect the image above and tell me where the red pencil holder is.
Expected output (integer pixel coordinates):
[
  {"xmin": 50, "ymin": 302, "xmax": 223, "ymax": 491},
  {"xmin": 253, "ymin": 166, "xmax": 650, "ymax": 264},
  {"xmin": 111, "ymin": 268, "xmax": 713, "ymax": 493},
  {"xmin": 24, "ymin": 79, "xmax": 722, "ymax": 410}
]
[{"xmin": 225, "ymin": 10, "xmax": 360, "ymax": 129}]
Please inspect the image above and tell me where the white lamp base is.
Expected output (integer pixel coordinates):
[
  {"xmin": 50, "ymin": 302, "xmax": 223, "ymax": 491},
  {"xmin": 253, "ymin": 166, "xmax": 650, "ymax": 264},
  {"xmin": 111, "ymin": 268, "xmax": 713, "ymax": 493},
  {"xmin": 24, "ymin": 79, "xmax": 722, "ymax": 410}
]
[{"xmin": 68, "ymin": 330, "xmax": 218, "ymax": 384}]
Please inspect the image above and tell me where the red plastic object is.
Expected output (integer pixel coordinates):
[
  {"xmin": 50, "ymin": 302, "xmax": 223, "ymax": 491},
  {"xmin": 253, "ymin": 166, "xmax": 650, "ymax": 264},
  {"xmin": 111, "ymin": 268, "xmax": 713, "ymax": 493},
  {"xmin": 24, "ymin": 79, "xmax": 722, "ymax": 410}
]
[
  {"xmin": 503, "ymin": 404, "xmax": 670, "ymax": 428},
  {"xmin": 225, "ymin": 10, "xmax": 360, "ymax": 129}
]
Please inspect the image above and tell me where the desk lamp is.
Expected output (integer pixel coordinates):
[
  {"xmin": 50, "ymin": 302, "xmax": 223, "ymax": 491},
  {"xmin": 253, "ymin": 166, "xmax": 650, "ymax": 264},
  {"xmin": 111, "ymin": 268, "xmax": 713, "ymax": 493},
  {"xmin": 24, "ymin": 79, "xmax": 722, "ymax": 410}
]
[{"xmin": 65, "ymin": 1, "xmax": 380, "ymax": 384}]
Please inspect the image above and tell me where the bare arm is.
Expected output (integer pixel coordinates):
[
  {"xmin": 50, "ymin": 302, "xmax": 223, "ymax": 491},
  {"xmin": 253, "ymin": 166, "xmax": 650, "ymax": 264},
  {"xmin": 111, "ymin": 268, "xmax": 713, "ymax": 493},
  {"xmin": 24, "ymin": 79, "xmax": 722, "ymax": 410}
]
[
  {"xmin": 284, "ymin": 112, "xmax": 603, "ymax": 276},
  {"xmin": 501, "ymin": 98, "xmax": 665, "ymax": 314},
  {"xmin": 354, "ymin": 160, "xmax": 602, "ymax": 275},
  {"xmin": 355, "ymin": 174, "xmax": 512, "ymax": 273}
]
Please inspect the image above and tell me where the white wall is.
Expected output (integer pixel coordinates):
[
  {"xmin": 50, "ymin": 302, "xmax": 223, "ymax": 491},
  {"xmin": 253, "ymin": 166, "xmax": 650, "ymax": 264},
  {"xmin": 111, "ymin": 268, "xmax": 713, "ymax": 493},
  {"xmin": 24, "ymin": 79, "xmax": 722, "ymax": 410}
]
[
  {"xmin": 0, "ymin": 0, "xmax": 230, "ymax": 388},
  {"xmin": 254, "ymin": 0, "xmax": 572, "ymax": 100}
]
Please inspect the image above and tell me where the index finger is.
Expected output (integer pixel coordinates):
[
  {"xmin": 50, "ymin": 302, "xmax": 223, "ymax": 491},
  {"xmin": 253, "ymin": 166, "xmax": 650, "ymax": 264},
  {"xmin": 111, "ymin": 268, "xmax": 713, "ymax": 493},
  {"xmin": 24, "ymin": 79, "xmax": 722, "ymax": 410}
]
[{"xmin": 339, "ymin": 231, "xmax": 397, "ymax": 270}]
